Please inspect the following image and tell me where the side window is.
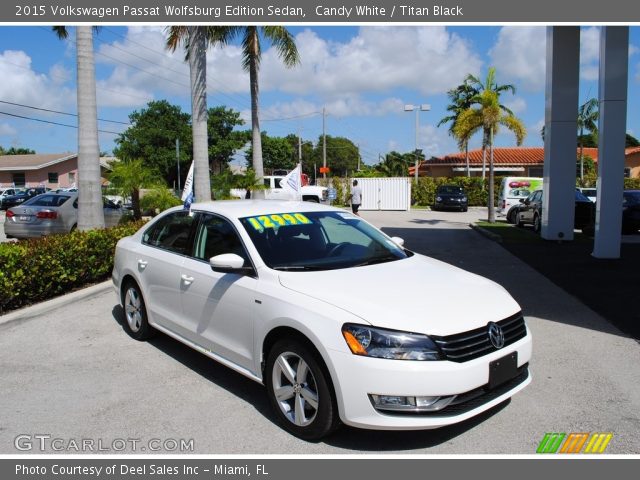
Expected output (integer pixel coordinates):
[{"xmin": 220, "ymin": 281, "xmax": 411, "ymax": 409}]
[
  {"xmin": 142, "ymin": 211, "xmax": 195, "ymax": 255},
  {"xmin": 193, "ymin": 214, "xmax": 248, "ymax": 262}
]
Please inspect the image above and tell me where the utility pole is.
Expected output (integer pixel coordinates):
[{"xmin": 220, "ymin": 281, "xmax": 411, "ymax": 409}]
[
  {"xmin": 176, "ymin": 138, "xmax": 181, "ymax": 192},
  {"xmin": 322, "ymin": 106, "xmax": 327, "ymax": 180}
]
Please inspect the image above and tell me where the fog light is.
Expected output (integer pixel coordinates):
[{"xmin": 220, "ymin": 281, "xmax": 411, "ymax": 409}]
[
  {"xmin": 370, "ymin": 394, "xmax": 454, "ymax": 413},
  {"xmin": 416, "ymin": 396, "xmax": 441, "ymax": 407}
]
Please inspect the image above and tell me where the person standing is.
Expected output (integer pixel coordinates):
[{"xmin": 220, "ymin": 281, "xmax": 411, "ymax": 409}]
[{"xmin": 349, "ymin": 180, "xmax": 363, "ymax": 216}]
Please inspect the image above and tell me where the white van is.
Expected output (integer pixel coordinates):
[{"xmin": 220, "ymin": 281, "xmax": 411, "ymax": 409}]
[{"xmin": 498, "ymin": 177, "xmax": 543, "ymax": 222}]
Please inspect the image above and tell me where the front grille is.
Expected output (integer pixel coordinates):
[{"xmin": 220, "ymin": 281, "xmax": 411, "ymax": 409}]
[{"xmin": 432, "ymin": 312, "xmax": 527, "ymax": 363}]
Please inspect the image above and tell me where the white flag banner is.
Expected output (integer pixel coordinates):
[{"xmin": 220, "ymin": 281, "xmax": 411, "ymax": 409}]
[
  {"xmin": 282, "ymin": 164, "xmax": 302, "ymax": 200},
  {"xmin": 181, "ymin": 161, "xmax": 194, "ymax": 209}
]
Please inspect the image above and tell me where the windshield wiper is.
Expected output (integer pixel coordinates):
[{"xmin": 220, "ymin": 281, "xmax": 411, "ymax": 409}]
[
  {"xmin": 354, "ymin": 254, "xmax": 401, "ymax": 267},
  {"xmin": 272, "ymin": 265, "xmax": 324, "ymax": 271}
]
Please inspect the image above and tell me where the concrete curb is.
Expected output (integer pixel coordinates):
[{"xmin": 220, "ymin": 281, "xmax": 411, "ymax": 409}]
[
  {"xmin": 0, "ymin": 280, "xmax": 113, "ymax": 327},
  {"xmin": 469, "ymin": 222, "xmax": 503, "ymax": 243}
]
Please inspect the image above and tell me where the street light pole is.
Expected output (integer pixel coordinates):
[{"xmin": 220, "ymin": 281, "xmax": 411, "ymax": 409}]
[{"xmin": 404, "ymin": 103, "xmax": 430, "ymax": 182}]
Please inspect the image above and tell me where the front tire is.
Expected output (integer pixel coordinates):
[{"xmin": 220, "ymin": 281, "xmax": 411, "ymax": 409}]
[
  {"xmin": 122, "ymin": 281, "xmax": 154, "ymax": 340},
  {"xmin": 515, "ymin": 211, "xmax": 525, "ymax": 228},
  {"xmin": 265, "ymin": 339, "xmax": 339, "ymax": 441}
]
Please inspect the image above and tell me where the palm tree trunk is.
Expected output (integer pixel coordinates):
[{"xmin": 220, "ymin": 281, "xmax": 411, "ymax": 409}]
[
  {"xmin": 481, "ymin": 141, "xmax": 487, "ymax": 180},
  {"xmin": 465, "ymin": 142, "xmax": 470, "ymax": 177},
  {"xmin": 188, "ymin": 26, "xmax": 211, "ymax": 203},
  {"xmin": 75, "ymin": 26, "xmax": 104, "ymax": 230},
  {"xmin": 249, "ymin": 29, "xmax": 264, "ymax": 184},
  {"xmin": 579, "ymin": 126, "xmax": 584, "ymax": 182},
  {"xmin": 488, "ymin": 126, "xmax": 495, "ymax": 223}
]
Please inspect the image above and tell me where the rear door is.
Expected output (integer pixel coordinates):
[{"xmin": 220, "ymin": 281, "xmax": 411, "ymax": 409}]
[{"xmin": 136, "ymin": 211, "xmax": 197, "ymax": 330}]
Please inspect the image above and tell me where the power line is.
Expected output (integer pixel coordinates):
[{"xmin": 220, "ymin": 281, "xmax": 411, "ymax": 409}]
[
  {"xmin": 0, "ymin": 99, "xmax": 130, "ymax": 125},
  {"xmin": 0, "ymin": 110, "xmax": 122, "ymax": 135}
]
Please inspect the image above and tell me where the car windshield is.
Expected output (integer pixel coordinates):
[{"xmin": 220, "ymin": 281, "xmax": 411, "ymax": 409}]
[
  {"xmin": 438, "ymin": 186, "xmax": 464, "ymax": 194},
  {"xmin": 22, "ymin": 194, "xmax": 71, "ymax": 207},
  {"xmin": 240, "ymin": 211, "xmax": 410, "ymax": 271},
  {"xmin": 508, "ymin": 188, "xmax": 531, "ymax": 198},
  {"xmin": 581, "ymin": 189, "xmax": 597, "ymax": 197}
]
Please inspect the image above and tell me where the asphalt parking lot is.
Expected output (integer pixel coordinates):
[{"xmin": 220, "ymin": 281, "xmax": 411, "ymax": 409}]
[{"xmin": 1, "ymin": 207, "xmax": 639, "ymax": 454}]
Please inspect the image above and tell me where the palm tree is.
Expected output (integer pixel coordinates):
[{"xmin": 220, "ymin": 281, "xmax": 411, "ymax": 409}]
[
  {"xmin": 107, "ymin": 159, "xmax": 160, "ymax": 220},
  {"xmin": 464, "ymin": 68, "xmax": 518, "ymax": 180},
  {"xmin": 53, "ymin": 26, "xmax": 105, "ymax": 230},
  {"xmin": 224, "ymin": 27, "xmax": 300, "ymax": 182},
  {"xmin": 455, "ymin": 69, "xmax": 526, "ymax": 223},
  {"xmin": 167, "ymin": 27, "xmax": 212, "ymax": 203},
  {"xmin": 438, "ymin": 79, "xmax": 479, "ymax": 177},
  {"xmin": 577, "ymin": 98, "xmax": 599, "ymax": 180}
]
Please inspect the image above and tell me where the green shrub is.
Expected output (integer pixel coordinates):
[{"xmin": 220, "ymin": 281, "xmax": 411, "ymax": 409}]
[
  {"xmin": 140, "ymin": 186, "xmax": 182, "ymax": 215},
  {"xmin": 0, "ymin": 221, "xmax": 146, "ymax": 314}
]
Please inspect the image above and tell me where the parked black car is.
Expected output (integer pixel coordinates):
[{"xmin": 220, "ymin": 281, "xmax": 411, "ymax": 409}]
[
  {"xmin": 515, "ymin": 189, "xmax": 595, "ymax": 234},
  {"xmin": 622, "ymin": 190, "xmax": 640, "ymax": 233},
  {"xmin": 433, "ymin": 185, "xmax": 468, "ymax": 212},
  {"xmin": 0, "ymin": 187, "xmax": 47, "ymax": 210}
]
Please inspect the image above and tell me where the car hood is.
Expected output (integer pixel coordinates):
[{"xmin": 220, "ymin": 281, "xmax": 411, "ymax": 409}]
[{"xmin": 278, "ymin": 254, "xmax": 521, "ymax": 336}]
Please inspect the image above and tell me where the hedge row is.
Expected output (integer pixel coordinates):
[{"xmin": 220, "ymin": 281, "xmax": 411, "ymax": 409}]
[
  {"xmin": 323, "ymin": 176, "xmax": 640, "ymax": 207},
  {"xmin": 0, "ymin": 221, "xmax": 146, "ymax": 314}
]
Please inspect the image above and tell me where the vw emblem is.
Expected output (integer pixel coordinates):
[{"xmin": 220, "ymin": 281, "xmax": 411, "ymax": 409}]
[{"xmin": 488, "ymin": 322, "xmax": 505, "ymax": 349}]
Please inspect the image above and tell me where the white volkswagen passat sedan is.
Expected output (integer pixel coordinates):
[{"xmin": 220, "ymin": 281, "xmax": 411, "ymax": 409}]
[{"xmin": 112, "ymin": 200, "xmax": 532, "ymax": 440}]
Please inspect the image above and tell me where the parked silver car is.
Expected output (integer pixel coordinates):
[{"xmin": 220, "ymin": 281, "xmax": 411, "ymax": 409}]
[{"xmin": 4, "ymin": 192, "xmax": 123, "ymax": 239}]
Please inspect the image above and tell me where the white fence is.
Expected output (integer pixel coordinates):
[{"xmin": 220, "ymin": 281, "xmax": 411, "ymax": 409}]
[{"xmin": 355, "ymin": 177, "xmax": 412, "ymax": 211}]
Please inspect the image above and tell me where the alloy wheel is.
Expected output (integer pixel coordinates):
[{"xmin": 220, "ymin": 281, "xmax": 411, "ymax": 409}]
[{"xmin": 272, "ymin": 351, "xmax": 319, "ymax": 427}]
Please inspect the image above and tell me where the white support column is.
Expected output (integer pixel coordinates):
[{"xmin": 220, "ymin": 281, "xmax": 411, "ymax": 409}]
[
  {"xmin": 593, "ymin": 27, "xmax": 629, "ymax": 259},
  {"xmin": 541, "ymin": 27, "xmax": 580, "ymax": 241}
]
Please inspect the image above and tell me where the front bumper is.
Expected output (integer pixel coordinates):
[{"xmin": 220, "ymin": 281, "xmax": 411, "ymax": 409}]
[
  {"xmin": 434, "ymin": 200, "xmax": 468, "ymax": 210},
  {"xmin": 329, "ymin": 330, "xmax": 532, "ymax": 430}
]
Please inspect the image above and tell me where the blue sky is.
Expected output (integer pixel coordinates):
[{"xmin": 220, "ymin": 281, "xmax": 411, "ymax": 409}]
[{"xmin": 0, "ymin": 26, "xmax": 639, "ymax": 167}]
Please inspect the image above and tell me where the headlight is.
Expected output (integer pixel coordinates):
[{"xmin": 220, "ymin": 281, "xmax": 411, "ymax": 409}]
[
  {"xmin": 341, "ymin": 324, "xmax": 441, "ymax": 361},
  {"xmin": 436, "ymin": 196, "xmax": 442, "ymax": 202},
  {"xmin": 461, "ymin": 196, "xmax": 467, "ymax": 201}
]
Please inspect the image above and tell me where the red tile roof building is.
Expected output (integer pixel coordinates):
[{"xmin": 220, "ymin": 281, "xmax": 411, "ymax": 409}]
[{"xmin": 409, "ymin": 147, "xmax": 609, "ymax": 177}]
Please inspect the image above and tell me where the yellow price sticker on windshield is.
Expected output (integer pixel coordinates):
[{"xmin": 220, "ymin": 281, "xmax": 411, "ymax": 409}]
[{"xmin": 247, "ymin": 213, "xmax": 311, "ymax": 231}]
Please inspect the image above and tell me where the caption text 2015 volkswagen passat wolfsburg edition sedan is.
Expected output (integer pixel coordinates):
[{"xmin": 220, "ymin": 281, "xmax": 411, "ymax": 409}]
[{"xmin": 112, "ymin": 201, "xmax": 532, "ymax": 440}]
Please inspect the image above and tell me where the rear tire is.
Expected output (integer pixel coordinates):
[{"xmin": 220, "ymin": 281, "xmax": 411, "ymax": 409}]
[
  {"xmin": 265, "ymin": 339, "xmax": 339, "ymax": 441},
  {"xmin": 533, "ymin": 214, "xmax": 541, "ymax": 233},
  {"xmin": 515, "ymin": 212, "xmax": 525, "ymax": 228},
  {"xmin": 122, "ymin": 281, "xmax": 154, "ymax": 341}
]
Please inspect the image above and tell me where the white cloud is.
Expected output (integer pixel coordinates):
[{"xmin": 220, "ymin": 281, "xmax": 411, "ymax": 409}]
[
  {"xmin": 94, "ymin": 26, "xmax": 482, "ymax": 110},
  {"xmin": 261, "ymin": 27, "xmax": 482, "ymax": 97},
  {"xmin": 580, "ymin": 27, "xmax": 600, "ymax": 81},
  {"xmin": 419, "ymin": 124, "xmax": 459, "ymax": 157},
  {"xmin": 0, "ymin": 50, "xmax": 73, "ymax": 113},
  {"xmin": 504, "ymin": 97, "xmax": 527, "ymax": 114},
  {"xmin": 0, "ymin": 123, "xmax": 17, "ymax": 136},
  {"xmin": 490, "ymin": 27, "xmax": 546, "ymax": 92}
]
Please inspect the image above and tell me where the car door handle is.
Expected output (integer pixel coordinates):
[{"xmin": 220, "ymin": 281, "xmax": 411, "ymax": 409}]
[
  {"xmin": 137, "ymin": 260, "xmax": 148, "ymax": 269},
  {"xmin": 181, "ymin": 274, "xmax": 194, "ymax": 285}
]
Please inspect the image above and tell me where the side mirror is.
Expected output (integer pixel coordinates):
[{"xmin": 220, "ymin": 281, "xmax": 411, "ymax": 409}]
[
  {"xmin": 390, "ymin": 236, "xmax": 405, "ymax": 248},
  {"xmin": 519, "ymin": 198, "xmax": 525, "ymax": 203},
  {"xmin": 210, "ymin": 253, "xmax": 251, "ymax": 274}
]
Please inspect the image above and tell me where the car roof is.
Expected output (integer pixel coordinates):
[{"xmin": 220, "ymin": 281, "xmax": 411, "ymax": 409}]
[{"xmin": 189, "ymin": 200, "xmax": 342, "ymax": 219}]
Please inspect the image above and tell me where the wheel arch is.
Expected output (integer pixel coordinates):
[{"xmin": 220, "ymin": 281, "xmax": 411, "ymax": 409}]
[{"xmin": 260, "ymin": 325, "xmax": 344, "ymax": 418}]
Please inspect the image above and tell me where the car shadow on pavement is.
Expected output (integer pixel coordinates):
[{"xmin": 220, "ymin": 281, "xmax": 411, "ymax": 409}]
[
  {"xmin": 111, "ymin": 305, "xmax": 510, "ymax": 450},
  {"xmin": 111, "ymin": 305, "xmax": 278, "ymax": 425}
]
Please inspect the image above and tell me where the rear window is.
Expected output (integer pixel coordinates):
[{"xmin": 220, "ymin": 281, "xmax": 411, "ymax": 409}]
[{"xmin": 22, "ymin": 194, "xmax": 71, "ymax": 207}]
